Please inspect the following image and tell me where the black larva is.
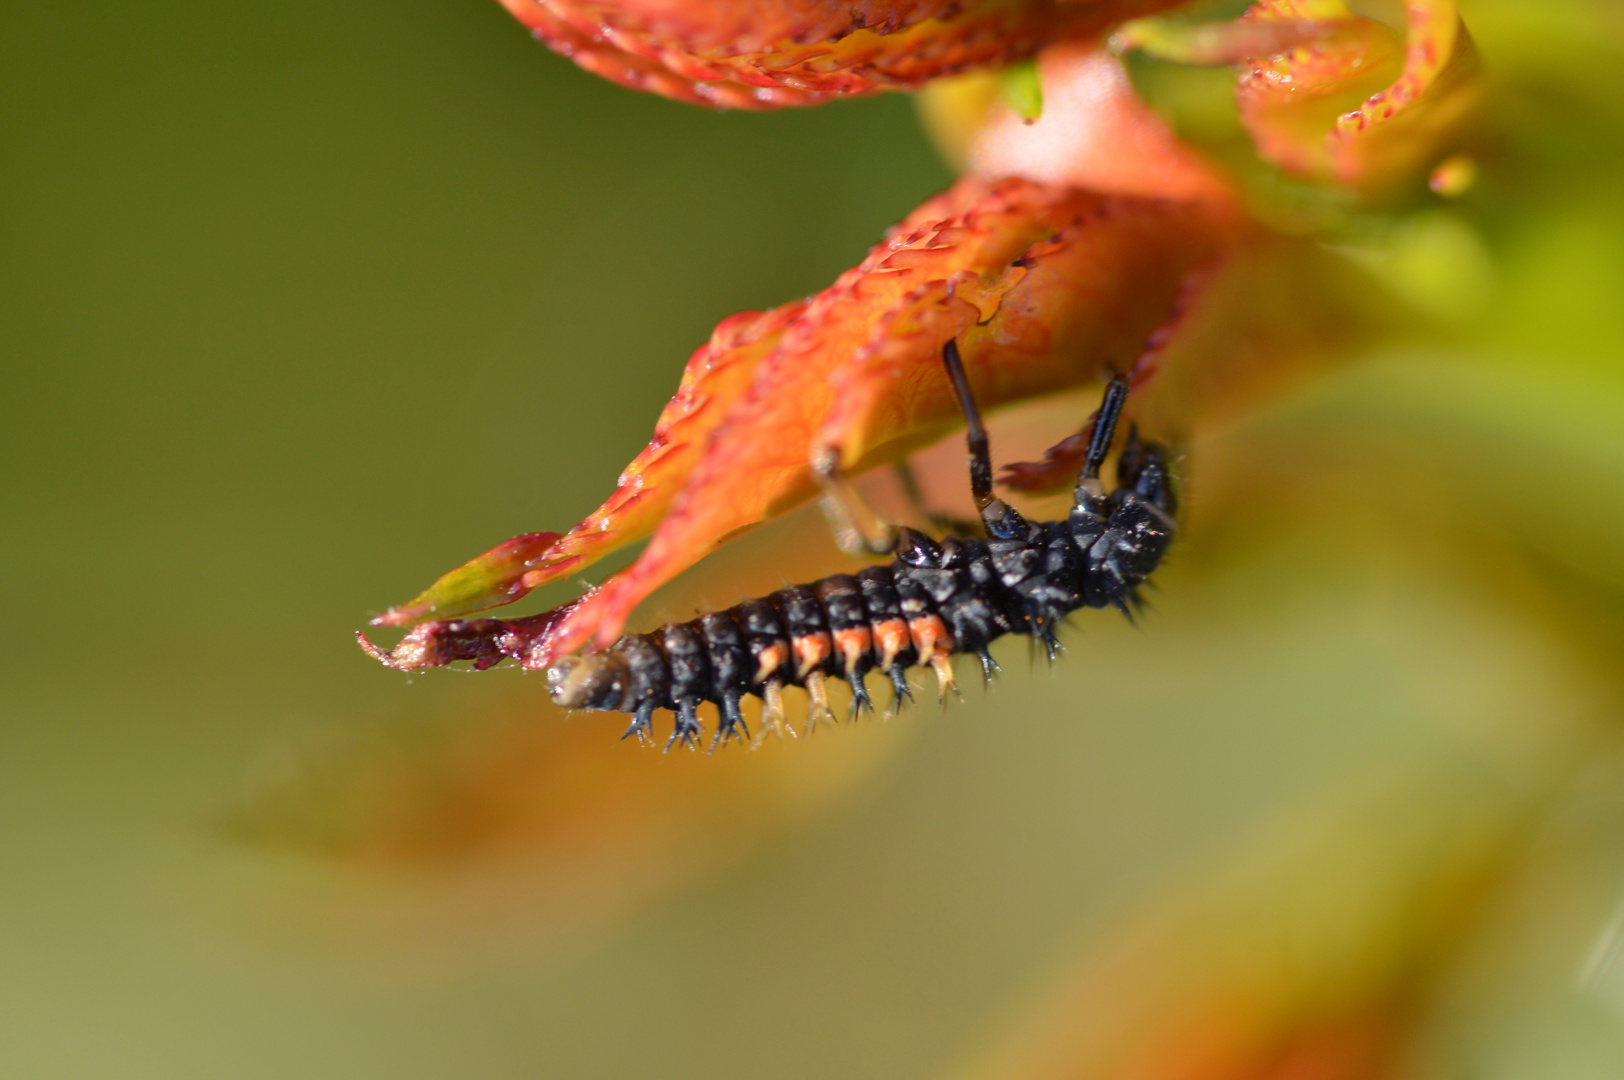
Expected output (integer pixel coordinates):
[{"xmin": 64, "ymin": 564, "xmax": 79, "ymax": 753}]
[{"xmin": 545, "ymin": 341, "xmax": 1178, "ymax": 750}]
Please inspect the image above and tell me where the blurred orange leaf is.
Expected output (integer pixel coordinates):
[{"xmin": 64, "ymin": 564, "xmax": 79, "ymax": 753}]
[
  {"xmin": 961, "ymin": 43, "xmax": 1239, "ymax": 203},
  {"xmin": 1235, "ymin": 0, "xmax": 1483, "ymax": 193},
  {"xmin": 226, "ymin": 686, "xmax": 904, "ymax": 964},
  {"xmin": 959, "ymin": 772, "xmax": 1526, "ymax": 1080}
]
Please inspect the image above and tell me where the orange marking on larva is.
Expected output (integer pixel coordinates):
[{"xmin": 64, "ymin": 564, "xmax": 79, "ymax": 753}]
[
  {"xmin": 833, "ymin": 626, "xmax": 873, "ymax": 675},
  {"xmin": 872, "ymin": 619, "xmax": 910, "ymax": 670},
  {"xmin": 793, "ymin": 631, "xmax": 832, "ymax": 679},
  {"xmin": 753, "ymin": 640, "xmax": 790, "ymax": 684},
  {"xmin": 907, "ymin": 614, "xmax": 954, "ymax": 663}
]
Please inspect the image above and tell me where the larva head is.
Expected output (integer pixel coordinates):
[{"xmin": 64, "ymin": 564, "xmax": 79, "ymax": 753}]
[{"xmin": 546, "ymin": 652, "xmax": 631, "ymax": 711}]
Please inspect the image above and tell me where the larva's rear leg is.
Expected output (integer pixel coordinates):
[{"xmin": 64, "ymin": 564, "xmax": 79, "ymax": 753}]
[
  {"xmin": 656, "ymin": 623, "xmax": 710, "ymax": 753},
  {"xmin": 697, "ymin": 612, "xmax": 752, "ymax": 751},
  {"xmin": 711, "ymin": 693, "xmax": 751, "ymax": 751}
]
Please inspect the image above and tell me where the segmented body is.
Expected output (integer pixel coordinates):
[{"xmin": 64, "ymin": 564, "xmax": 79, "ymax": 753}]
[{"xmin": 545, "ymin": 434, "xmax": 1177, "ymax": 749}]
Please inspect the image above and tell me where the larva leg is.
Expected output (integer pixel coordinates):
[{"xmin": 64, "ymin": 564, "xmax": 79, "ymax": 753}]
[
  {"xmin": 752, "ymin": 678, "xmax": 794, "ymax": 747},
  {"xmin": 941, "ymin": 338, "xmax": 1034, "ymax": 542},
  {"xmin": 1076, "ymin": 376, "xmax": 1129, "ymax": 495},
  {"xmin": 803, "ymin": 670, "xmax": 840, "ymax": 733},
  {"xmin": 814, "ymin": 454, "xmax": 898, "ymax": 557},
  {"xmin": 940, "ymin": 338, "xmax": 996, "ymax": 511},
  {"xmin": 929, "ymin": 653, "xmax": 961, "ymax": 704}
]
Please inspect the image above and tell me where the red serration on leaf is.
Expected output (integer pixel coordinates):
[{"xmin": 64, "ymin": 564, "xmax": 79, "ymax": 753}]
[
  {"xmin": 497, "ymin": 0, "xmax": 1187, "ymax": 109},
  {"xmin": 1235, "ymin": 0, "xmax": 1482, "ymax": 193}
]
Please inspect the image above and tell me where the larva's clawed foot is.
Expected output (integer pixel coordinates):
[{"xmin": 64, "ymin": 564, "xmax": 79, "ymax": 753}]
[
  {"xmin": 1038, "ymin": 626, "xmax": 1063, "ymax": 665},
  {"xmin": 974, "ymin": 646, "xmax": 1000, "ymax": 686},
  {"xmin": 847, "ymin": 672, "xmax": 875, "ymax": 719},
  {"xmin": 709, "ymin": 724, "xmax": 750, "ymax": 752},
  {"xmin": 803, "ymin": 671, "xmax": 840, "ymax": 734},
  {"xmin": 886, "ymin": 664, "xmax": 914, "ymax": 717},
  {"xmin": 621, "ymin": 704, "xmax": 657, "ymax": 745},
  {"xmin": 666, "ymin": 701, "xmax": 704, "ymax": 753},
  {"xmin": 751, "ymin": 680, "xmax": 795, "ymax": 748},
  {"xmin": 710, "ymin": 693, "xmax": 752, "ymax": 752}
]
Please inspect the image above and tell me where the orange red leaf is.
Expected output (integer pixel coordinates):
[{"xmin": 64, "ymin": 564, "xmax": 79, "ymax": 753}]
[
  {"xmin": 363, "ymin": 172, "xmax": 1238, "ymax": 671},
  {"xmin": 554, "ymin": 182, "xmax": 1230, "ymax": 657},
  {"xmin": 497, "ymin": 0, "xmax": 1187, "ymax": 109}
]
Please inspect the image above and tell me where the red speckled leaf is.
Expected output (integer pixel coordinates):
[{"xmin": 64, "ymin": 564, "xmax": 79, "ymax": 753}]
[
  {"xmin": 497, "ymin": 0, "xmax": 1185, "ymax": 109},
  {"xmin": 1235, "ymin": 0, "xmax": 1482, "ymax": 193}
]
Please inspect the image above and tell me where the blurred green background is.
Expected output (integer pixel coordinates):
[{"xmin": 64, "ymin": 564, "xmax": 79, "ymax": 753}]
[{"xmin": 5, "ymin": 2, "xmax": 1624, "ymax": 1078}]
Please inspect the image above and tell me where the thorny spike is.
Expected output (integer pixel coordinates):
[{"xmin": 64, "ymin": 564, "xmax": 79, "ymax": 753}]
[{"xmin": 1039, "ymin": 624, "xmax": 1062, "ymax": 664}]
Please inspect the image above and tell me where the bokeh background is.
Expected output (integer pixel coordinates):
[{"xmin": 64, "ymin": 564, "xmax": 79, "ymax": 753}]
[{"xmin": 5, "ymin": 2, "xmax": 1624, "ymax": 1078}]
